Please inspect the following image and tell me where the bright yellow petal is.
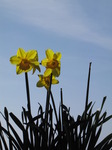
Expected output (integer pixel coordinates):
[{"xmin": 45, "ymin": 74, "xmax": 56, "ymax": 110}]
[
  {"xmin": 10, "ymin": 56, "xmax": 21, "ymax": 65},
  {"xmin": 52, "ymin": 78, "xmax": 59, "ymax": 84},
  {"xmin": 44, "ymin": 68, "xmax": 52, "ymax": 77},
  {"xmin": 46, "ymin": 49, "xmax": 54, "ymax": 60},
  {"xmin": 17, "ymin": 48, "xmax": 26, "ymax": 58},
  {"xmin": 26, "ymin": 50, "xmax": 37, "ymax": 60},
  {"xmin": 30, "ymin": 60, "xmax": 39, "ymax": 66},
  {"xmin": 41, "ymin": 58, "xmax": 48, "ymax": 67}
]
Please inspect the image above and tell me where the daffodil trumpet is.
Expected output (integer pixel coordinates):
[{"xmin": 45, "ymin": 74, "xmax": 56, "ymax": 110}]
[
  {"xmin": 41, "ymin": 49, "xmax": 61, "ymax": 77},
  {"xmin": 36, "ymin": 74, "xmax": 59, "ymax": 90}
]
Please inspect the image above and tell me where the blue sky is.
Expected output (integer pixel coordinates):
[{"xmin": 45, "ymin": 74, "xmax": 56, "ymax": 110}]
[{"xmin": 0, "ymin": 0, "xmax": 112, "ymax": 141}]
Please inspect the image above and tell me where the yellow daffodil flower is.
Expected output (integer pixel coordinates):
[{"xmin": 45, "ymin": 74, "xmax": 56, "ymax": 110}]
[
  {"xmin": 36, "ymin": 74, "xmax": 59, "ymax": 89},
  {"xmin": 41, "ymin": 49, "xmax": 61, "ymax": 77},
  {"xmin": 10, "ymin": 48, "xmax": 40, "ymax": 74}
]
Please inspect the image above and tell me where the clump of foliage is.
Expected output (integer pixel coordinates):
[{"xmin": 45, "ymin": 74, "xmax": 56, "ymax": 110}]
[{"xmin": 0, "ymin": 49, "xmax": 112, "ymax": 150}]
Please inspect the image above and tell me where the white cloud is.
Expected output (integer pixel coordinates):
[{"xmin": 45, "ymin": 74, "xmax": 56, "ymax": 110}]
[{"xmin": 1, "ymin": 0, "xmax": 112, "ymax": 50}]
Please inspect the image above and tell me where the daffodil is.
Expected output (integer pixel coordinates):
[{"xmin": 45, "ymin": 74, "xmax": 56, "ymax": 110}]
[
  {"xmin": 10, "ymin": 48, "xmax": 40, "ymax": 74},
  {"xmin": 36, "ymin": 74, "xmax": 59, "ymax": 89},
  {"xmin": 41, "ymin": 49, "xmax": 61, "ymax": 77}
]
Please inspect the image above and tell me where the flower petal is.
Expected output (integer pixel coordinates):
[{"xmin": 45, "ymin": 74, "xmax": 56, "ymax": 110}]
[
  {"xmin": 16, "ymin": 66, "xmax": 23, "ymax": 74},
  {"xmin": 44, "ymin": 68, "xmax": 52, "ymax": 76},
  {"xmin": 52, "ymin": 67, "xmax": 60, "ymax": 77},
  {"xmin": 30, "ymin": 60, "xmax": 41, "ymax": 73},
  {"xmin": 17, "ymin": 48, "xmax": 26, "ymax": 58},
  {"xmin": 26, "ymin": 50, "xmax": 37, "ymax": 60},
  {"xmin": 38, "ymin": 75, "xmax": 43, "ymax": 79},
  {"xmin": 46, "ymin": 49, "xmax": 54, "ymax": 59},
  {"xmin": 36, "ymin": 81, "xmax": 44, "ymax": 87},
  {"xmin": 30, "ymin": 60, "xmax": 39, "ymax": 66},
  {"xmin": 41, "ymin": 58, "xmax": 48, "ymax": 67},
  {"xmin": 54, "ymin": 52, "xmax": 62, "ymax": 61},
  {"xmin": 32, "ymin": 66, "xmax": 41, "ymax": 74},
  {"xmin": 52, "ymin": 79, "xmax": 59, "ymax": 84},
  {"xmin": 10, "ymin": 56, "xmax": 21, "ymax": 65}
]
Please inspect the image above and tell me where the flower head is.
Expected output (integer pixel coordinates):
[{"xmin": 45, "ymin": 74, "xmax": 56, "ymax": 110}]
[
  {"xmin": 36, "ymin": 74, "xmax": 59, "ymax": 89},
  {"xmin": 41, "ymin": 49, "xmax": 61, "ymax": 77},
  {"xmin": 10, "ymin": 48, "xmax": 40, "ymax": 74}
]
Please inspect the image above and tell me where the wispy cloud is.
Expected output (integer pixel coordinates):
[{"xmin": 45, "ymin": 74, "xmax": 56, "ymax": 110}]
[{"xmin": 1, "ymin": 0, "xmax": 112, "ymax": 50}]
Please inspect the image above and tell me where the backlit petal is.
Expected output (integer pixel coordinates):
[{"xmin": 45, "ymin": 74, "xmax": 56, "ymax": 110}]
[
  {"xmin": 30, "ymin": 60, "xmax": 39, "ymax": 66},
  {"xmin": 46, "ymin": 49, "xmax": 54, "ymax": 59},
  {"xmin": 36, "ymin": 81, "xmax": 44, "ymax": 87},
  {"xmin": 52, "ymin": 67, "xmax": 60, "ymax": 77},
  {"xmin": 10, "ymin": 56, "xmax": 21, "ymax": 65},
  {"xmin": 16, "ymin": 66, "xmax": 23, "ymax": 74},
  {"xmin": 41, "ymin": 58, "xmax": 48, "ymax": 67},
  {"xmin": 32, "ymin": 66, "xmax": 41, "ymax": 74},
  {"xmin": 38, "ymin": 75, "xmax": 43, "ymax": 80},
  {"xmin": 44, "ymin": 68, "xmax": 52, "ymax": 76},
  {"xmin": 26, "ymin": 50, "xmax": 37, "ymax": 60},
  {"xmin": 17, "ymin": 48, "xmax": 26, "ymax": 58},
  {"xmin": 30, "ymin": 60, "xmax": 41, "ymax": 73},
  {"xmin": 54, "ymin": 52, "xmax": 62, "ymax": 61},
  {"xmin": 52, "ymin": 79, "xmax": 59, "ymax": 84}
]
